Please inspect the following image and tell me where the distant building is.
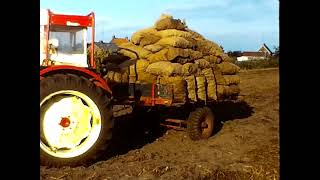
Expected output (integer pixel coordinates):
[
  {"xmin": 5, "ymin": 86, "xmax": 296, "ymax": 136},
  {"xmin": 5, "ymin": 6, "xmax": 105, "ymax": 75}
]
[
  {"xmin": 237, "ymin": 43, "xmax": 273, "ymax": 61},
  {"xmin": 111, "ymin": 36, "xmax": 130, "ymax": 46}
]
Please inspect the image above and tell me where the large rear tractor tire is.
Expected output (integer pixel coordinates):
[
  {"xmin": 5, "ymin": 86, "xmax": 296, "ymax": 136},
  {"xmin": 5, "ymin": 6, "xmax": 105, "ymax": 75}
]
[
  {"xmin": 40, "ymin": 74, "xmax": 113, "ymax": 167},
  {"xmin": 187, "ymin": 107, "xmax": 215, "ymax": 140}
]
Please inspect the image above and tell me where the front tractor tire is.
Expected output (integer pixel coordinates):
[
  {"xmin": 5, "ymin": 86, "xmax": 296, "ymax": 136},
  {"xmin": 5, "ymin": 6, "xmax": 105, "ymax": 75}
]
[
  {"xmin": 187, "ymin": 107, "xmax": 215, "ymax": 141},
  {"xmin": 40, "ymin": 74, "xmax": 113, "ymax": 167}
]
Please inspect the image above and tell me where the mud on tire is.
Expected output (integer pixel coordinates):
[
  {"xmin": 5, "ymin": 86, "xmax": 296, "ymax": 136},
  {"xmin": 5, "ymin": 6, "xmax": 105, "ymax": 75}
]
[
  {"xmin": 40, "ymin": 74, "xmax": 113, "ymax": 167},
  {"xmin": 187, "ymin": 107, "xmax": 215, "ymax": 140}
]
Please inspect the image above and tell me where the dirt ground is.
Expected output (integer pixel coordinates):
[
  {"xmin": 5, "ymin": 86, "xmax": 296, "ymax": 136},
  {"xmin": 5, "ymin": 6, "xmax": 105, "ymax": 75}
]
[{"xmin": 40, "ymin": 68, "xmax": 279, "ymax": 180}]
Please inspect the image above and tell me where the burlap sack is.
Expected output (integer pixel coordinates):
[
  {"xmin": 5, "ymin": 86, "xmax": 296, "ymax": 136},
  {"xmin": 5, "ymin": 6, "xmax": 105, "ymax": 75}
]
[
  {"xmin": 206, "ymin": 76, "xmax": 217, "ymax": 100},
  {"xmin": 155, "ymin": 17, "xmax": 186, "ymax": 30},
  {"xmin": 201, "ymin": 68, "xmax": 214, "ymax": 77},
  {"xmin": 105, "ymin": 71, "xmax": 120, "ymax": 82},
  {"xmin": 216, "ymin": 85, "xmax": 225, "ymax": 98},
  {"xmin": 185, "ymin": 75, "xmax": 197, "ymax": 102},
  {"xmin": 131, "ymin": 28, "xmax": 158, "ymax": 45},
  {"xmin": 196, "ymin": 40, "xmax": 223, "ymax": 56},
  {"xmin": 195, "ymin": 58, "xmax": 211, "ymax": 69},
  {"xmin": 174, "ymin": 48, "xmax": 203, "ymax": 61},
  {"xmin": 143, "ymin": 44, "xmax": 164, "ymax": 53},
  {"xmin": 137, "ymin": 73, "xmax": 158, "ymax": 83},
  {"xmin": 119, "ymin": 49, "xmax": 138, "ymax": 59},
  {"xmin": 196, "ymin": 76, "xmax": 207, "ymax": 101},
  {"xmin": 217, "ymin": 62, "xmax": 241, "ymax": 75},
  {"xmin": 149, "ymin": 47, "xmax": 202, "ymax": 63},
  {"xmin": 147, "ymin": 48, "xmax": 169, "ymax": 63},
  {"xmin": 166, "ymin": 47, "xmax": 187, "ymax": 61},
  {"xmin": 196, "ymin": 40, "xmax": 213, "ymax": 55},
  {"xmin": 227, "ymin": 85, "xmax": 240, "ymax": 95},
  {"xmin": 135, "ymin": 59, "xmax": 150, "ymax": 73},
  {"xmin": 211, "ymin": 64, "xmax": 226, "ymax": 85},
  {"xmin": 156, "ymin": 29, "xmax": 193, "ymax": 38},
  {"xmin": 159, "ymin": 76, "xmax": 187, "ymax": 103},
  {"xmin": 173, "ymin": 57, "xmax": 191, "ymax": 64},
  {"xmin": 220, "ymin": 53, "xmax": 232, "ymax": 62},
  {"xmin": 139, "ymin": 33, "xmax": 161, "ymax": 47},
  {"xmin": 171, "ymin": 63, "xmax": 183, "ymax": 75},
  {"xmin": 118, "ymin": 42, "xmax": 151, "ymax": 59},
  {"xmin": 203, "ymin": 55, "xmax": 222, "ymax": 64},
  {"xmin": 221, "ymin": 75, "xmax": 240, "ymax": 85},
  {"xmin": 146, "ymin": 61, "xmax": 175, "ymax": 76},
  {"xmin": 202, "ymin": 68, "xmax": 217, "ymax": 100},
  {"xmin": 129, "ymin": 63, "xmax": 137, "ymax": 83},
  {"xmin": 168, "ymin": 48, "xmax": 203, "ymax": 61},
  {"xmin": 212, "ymin": 50, "xmax": 225, "ymax": 58},
  {"xmin": 185, "ymin": 49, "xmax": 203, "ymax": 60},
  {"xmin": 184, "ymin": 37, "xmax": 198, "ymax": 49},
  {"xmin": 156, "ymin": 37, "xmax": 193, "ymax": 49},
  {"xmin": 182, "ymin": 63, "xmax": 199, "ymax": 76},
  {"xmin": 105, "ymin": 70, "xmax": 129, "ymax": 84},
  {"xmin": 217, "ymin": 85, "xmax": 240, "ymax": 99}
]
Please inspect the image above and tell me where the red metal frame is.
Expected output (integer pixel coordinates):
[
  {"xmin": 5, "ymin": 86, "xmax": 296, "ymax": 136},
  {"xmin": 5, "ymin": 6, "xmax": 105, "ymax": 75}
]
[
  {"xmin": 40, "ymin": 65, "xmax": 112, "ymax": 94},
  {"xmin": 151, "ymin": 82, "xmax": 155, "ymax": 106},
  {"xmin": 50, "ymin": 14, "xmax": 93, "ymax": 27},
  {"xmin": 44, "ymin": 9, "xmax": 95, "ymax": 68},
  {"xmin": 139, "ymin": 97, "xmax": 173, "ymax": 106},
  {"xmin": 132, "ymin": 81, "xmax": 173, "ymax": 106},
  {"xmin": 45, "ymin": 11, "xmax": 50, "ymax": 60},
  {"xmin": 90, "ymin": 12, "xmax": 95, "ymax": 68}
]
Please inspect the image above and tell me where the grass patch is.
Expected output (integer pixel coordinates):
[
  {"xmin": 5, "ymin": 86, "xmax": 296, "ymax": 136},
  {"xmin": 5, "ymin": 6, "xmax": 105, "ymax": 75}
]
[{"xmin": 230, "ymin": 57, "xmax": 279, "ymax": 70}]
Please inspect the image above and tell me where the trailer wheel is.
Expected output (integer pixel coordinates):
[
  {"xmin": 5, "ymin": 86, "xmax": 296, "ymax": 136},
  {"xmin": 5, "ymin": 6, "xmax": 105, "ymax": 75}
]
[
  {"xmin": 187, "ymin": 107, "xmax": 214, "ymax": 140},
  {"xmin": 40, "ymin": 74, "xmax": 113, "ymax": 167}
]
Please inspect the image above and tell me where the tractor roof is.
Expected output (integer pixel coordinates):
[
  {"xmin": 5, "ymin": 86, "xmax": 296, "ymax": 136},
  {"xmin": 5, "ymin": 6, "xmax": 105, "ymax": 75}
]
[{"xmin": 40, "ymin": 9, "xmax": 94, "ymax": 27}]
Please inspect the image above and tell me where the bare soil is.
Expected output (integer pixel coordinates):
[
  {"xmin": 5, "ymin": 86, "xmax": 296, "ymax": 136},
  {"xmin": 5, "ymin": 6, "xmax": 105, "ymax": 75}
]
[{"xmin": 40, "ymin": 68, "xmax": 279, "ymax": 180}]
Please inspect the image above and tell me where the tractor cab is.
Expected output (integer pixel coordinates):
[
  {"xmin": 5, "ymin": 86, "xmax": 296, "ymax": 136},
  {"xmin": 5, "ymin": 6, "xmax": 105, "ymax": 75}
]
[{"xmin": 40, "ymin": 9, "xmax": 95, "ymax": 68}]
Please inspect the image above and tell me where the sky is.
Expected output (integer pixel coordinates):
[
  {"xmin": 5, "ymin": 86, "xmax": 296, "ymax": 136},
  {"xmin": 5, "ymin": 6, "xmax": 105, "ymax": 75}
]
[{"xmin": 40, "ymin": 0, "xmax": 279, "ymax": 52}]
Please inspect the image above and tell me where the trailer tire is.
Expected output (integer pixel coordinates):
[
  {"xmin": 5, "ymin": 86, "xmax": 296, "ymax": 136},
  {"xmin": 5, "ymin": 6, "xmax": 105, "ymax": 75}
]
[
  {"xmin": 187, "ymin": 107, "xmax": 214, "ymax": 140},
  {"xmin": 40, "ymin": 74, "xmax": 113, "ymax": 167}
]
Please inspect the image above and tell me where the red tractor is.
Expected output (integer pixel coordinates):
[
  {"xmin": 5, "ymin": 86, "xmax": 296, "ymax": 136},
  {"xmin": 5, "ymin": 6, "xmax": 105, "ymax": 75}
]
[{"xmin": 40, "ymin": 9, "xmax": 216, "ymax": 167}]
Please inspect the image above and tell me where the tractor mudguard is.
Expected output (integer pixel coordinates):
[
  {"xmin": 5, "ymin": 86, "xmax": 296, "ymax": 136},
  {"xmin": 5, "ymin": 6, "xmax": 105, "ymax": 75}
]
[{"xmin": 40, "ymin": 65, "xmax": 112, "ymax": 95}]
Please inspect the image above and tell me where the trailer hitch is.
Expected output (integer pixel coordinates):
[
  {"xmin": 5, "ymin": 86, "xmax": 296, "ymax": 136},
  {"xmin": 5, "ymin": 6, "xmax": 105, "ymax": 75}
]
[{"xmin": 160, "ymin": 118, "xmax": 187, "ymax": 131}]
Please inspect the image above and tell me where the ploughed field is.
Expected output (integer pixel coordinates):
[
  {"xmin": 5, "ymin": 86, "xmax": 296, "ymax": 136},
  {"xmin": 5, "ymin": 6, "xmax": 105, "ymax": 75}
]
[{"xmin": 40, "ymin": 68, "xmax": 279, "ymax": 180}]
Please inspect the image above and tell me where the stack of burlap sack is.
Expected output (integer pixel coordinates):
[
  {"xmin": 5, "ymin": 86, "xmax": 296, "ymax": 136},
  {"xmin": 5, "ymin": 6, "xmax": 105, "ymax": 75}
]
[{"xmin": 105, "ymin": 14, "xmax": 241, "ymax": 103}]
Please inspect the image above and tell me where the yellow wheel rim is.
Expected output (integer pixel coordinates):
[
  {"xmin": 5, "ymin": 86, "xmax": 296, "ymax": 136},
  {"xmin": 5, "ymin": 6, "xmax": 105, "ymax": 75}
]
[{"xmin": 40, "ymin": 90, "xmax": 102, "ymax": 158}]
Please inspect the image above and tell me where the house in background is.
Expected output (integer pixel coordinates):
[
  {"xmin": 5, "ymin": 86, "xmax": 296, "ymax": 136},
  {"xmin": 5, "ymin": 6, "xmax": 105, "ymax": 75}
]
[
  {"xmin": 110, "ymin": 35, "xmax": 130, "ymax": 45},
  {"xmin": 237, "ymin": 43, "xmax": 273, "ymax": 61}
]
